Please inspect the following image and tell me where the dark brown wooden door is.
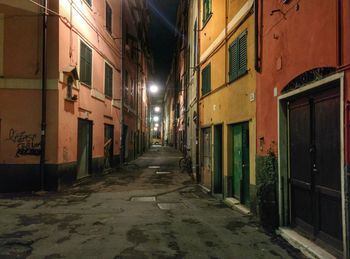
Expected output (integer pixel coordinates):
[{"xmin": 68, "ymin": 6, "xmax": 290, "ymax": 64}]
[{"xmin": 289, "ymin": 85, "xmax": 342, "ymax": 251}]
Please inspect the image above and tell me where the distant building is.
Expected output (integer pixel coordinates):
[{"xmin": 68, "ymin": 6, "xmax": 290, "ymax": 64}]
[{"xmin": 122, "ymin": 0, "xmax": 151, "ymax": 162}]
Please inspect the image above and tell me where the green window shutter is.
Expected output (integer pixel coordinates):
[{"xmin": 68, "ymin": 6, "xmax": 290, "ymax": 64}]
[
  {"xmin": 105, "ymin": 63, "xmax": 113, "ymax": 98},
  {"xmin": 202, "ymin": 64, "xmax": 211, "ymax": 96},
  {"xmin": 85, "ymin": 0, "xmax": 92, "ymax": 6},
  {"xmin": 229, "ymin": 39, "xmax": 238, "ymax": 81},
  {"xmin": 106, "ymin": 2, "xmax": 112, "ymax": 33},
  {"xmin": 80, "ymin": 42, "xmax": 92, "ymax": 86},
  {"xmin": 238, "ymin": 30, "xmax": 247, "ymax": 77},
  {"xmin": 203, "ymin": 0, "xmax": 211, "ymax": 24}
]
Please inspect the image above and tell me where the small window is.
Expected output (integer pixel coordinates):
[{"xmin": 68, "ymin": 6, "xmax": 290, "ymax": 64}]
[
  {"xmin": 124, "ymin": 70, "xmax": 129, "ymax": 104},
  {"xmin": 84, "ymin": 0, "xmax": 92, "ymax": 7},
  {"xmin": 106, "ymin": 2, "xmax": 112, "ymax": 33},
  {"xmin": 202, "ymin": 0, "xmax": 212, "ymax": 25},
  {"xmin": 201, "ymin": 64, "xmax": 211, "ymax": 96},
  {"xmin": 80, "ymin": 41, "xmax": 92, "ymax": 86},
  {"xmin": 67, "ymin": 75, "xmax": 73, "ymax": 99},
  {"xmin": 229, "ymin": 30, "xmax": 248, "ymax": 82},
  {"xmin": 105, "ymin": 63, "xmax": 113, "ymax": 98}
]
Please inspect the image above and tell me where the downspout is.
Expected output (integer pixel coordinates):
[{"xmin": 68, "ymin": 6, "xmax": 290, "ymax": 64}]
[
  {"xmin": 40, "ymin": 0, "xmax": 48, "ymax": 191},
  {"xmin": 120, "ymin": 0, "xmax": 125, "ymax": 164},
  {"xmin": 195, "ymin": 0, "xmax": 200, "ymax": 183},
  {"xmin": 254, "ymin": 0, "xmax": 261, "ymax": 72}
]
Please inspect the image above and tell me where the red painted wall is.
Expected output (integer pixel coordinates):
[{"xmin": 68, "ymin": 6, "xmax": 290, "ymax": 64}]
[{"xmin": 257, "ymin": 0, "xmax": 350, "ymax": 156}]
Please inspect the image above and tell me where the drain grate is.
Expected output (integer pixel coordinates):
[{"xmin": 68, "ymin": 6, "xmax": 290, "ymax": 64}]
[
  {"xmin": 130, "ymin": 196, "xmax": 156, "ymax": 202},
  {"xmin": 148, "ymin": 166, "xmax": 160, "ymax": 169},
  {"xmin": 156, "ymin": 171, "xmax": 172, "ymax": 175},
  {"xmin": 157, "ymin": 203, "xmax": 186, "ymax": 210}
]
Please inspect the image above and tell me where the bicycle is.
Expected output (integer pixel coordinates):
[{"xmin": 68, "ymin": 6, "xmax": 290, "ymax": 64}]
[{"xmin": 179, "ymin": 148, "xmax": 192, "ymax": 174}]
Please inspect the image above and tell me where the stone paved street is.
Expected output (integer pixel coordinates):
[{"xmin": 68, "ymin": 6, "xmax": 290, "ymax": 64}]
[{"xmin": 0, "ymin": 146, "xmax": 304, "ymax": 259}]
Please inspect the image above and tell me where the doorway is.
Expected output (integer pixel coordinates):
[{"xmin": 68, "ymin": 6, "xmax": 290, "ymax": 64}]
[
  {"xmin": 104, "ymin": 124, "xmax": 114, "ymax": 171},
  {"xmin": 232, "ymin": 122, "xmax": 250, "ymax": 205},
  {"xmin": 201, "ymin": 127, "xmax": 212, "ymax": 189},
  {"xmin": 214, "ymin": 125, "xmax": 223, "ymax": 194},
  {"xmin": 288, "ymin": 84, "xmax": 342, "ymax": 251},
  {"xmin": 77, "ymin": 119, "xmax": 92, "ymax": 179}
]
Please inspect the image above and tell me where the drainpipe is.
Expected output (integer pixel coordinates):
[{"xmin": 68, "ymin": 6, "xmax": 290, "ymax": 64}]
[
  {"xmin": 195, "ymin": 0, "xmax": 200, "ymax": 183},
  {"xmin": 40, "ymin": 0, "xmax": 48, "ymax": 191},
  {"xmin": 254, "ymin": 0, "xmax": 261, "ymax": 72},
  {"xmin": 120, "ymin": 0, "xmax": 125, "ymax": 164}
]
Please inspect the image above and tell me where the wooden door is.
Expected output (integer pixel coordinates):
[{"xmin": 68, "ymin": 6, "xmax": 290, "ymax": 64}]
[
  {"xmin": 232, "ymin": 123, "xmax": 250, "ymax": 204},
  {"xmin": 77, "ymin": 119, "xmax": 92, "ymax": 179},
  {"xmin": 289, "ymin": 85, "xmax": 342, "ymax": 251},
  {"xmin": 201, "ymin": 128, "xmax": 211, "ymax": 189},
  {"xmin": 104, "ymin": 124, "xmax": 113, "ymax": 170}
]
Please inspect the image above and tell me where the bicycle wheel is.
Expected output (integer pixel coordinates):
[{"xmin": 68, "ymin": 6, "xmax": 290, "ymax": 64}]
[{"xmin": 179, "ymin": 157, "xmax": 186, "ymax": 169}]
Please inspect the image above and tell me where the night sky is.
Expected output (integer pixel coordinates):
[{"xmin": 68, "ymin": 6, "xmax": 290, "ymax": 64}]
[{"xmin": 148, "ymin": 0, "xmax": 179, "ymax": 102}]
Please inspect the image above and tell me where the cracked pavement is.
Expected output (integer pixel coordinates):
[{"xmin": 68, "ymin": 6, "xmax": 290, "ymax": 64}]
[{"xmin": 0, "ymin": 146, "xmax": 304, "ymax": 259}]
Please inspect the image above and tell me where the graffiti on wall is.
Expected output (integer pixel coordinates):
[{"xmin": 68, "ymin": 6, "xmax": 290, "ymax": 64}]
[{"xmin": 7, "ymin": 129, "xmax": 41, "ymax": 157}]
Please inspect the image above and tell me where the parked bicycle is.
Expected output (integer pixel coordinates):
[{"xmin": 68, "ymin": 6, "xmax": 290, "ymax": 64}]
[{"xmin": 179, "ymin": 148, "xmax": 192, "ymax": 174}]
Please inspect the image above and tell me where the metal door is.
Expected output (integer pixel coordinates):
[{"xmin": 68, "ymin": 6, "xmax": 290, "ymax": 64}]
[
  {"xmin": 214, "ymin": 125, "xmax": 223, "ymax": 193},
  {"xmin": 289, "ymin": 85, "xmax": 342, "ymax": 251},
  {"xmin": 104, "ymin": 124, "xmax": 113, "ymax": 170},
  {"xmin": 201, "ymin": 127, "xmax": 211, "ymax": 189},
  {"xmin": 232, "ymin": 123, "xmax": 250, "ymax": 204},
  {"xmin": 77, "ymin": 119, "xmax": 92, "ymax": 179}
]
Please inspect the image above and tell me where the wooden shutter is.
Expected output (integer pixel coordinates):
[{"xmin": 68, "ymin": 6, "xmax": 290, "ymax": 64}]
[
  {"xmin": 229, "ymin": 39, "xmax": 238, "ymax": 81},
  {"xmin": 202, "ymin": 64, "xmax": 211, "ymax": 96},
  {"xmin": 105, "ymin": 63, "xmax": 113, "ymax": 97},
  {"xmin": 238, "ymin": 30, "xmax": 247, "ymax": 77},
  {"xmin": 80, "ymin": 42, "xmax": 92, "ymax": 86},
  {"xmin": 106, "ymin": 2, "xmax": 112, "ymax": 33}
]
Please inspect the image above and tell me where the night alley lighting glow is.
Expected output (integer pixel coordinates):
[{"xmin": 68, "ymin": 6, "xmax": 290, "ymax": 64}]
[
  {"xmin": 154, "ymin": 127, "xmax": 158, "ymax": 131},
  {"xmin": 153, "ymin": 116, "xmax": 159, "ymax": 122},
  {"xmin": 154, "ymin": 106, "xmax": 161, "ymax": 112},
  {"xmin": 149, "ymin": 84, "xmax": 159, "ymax": 93},
  {"xmin": 155, "ymin": 123, "xmax": 159, "ymax": 127}
]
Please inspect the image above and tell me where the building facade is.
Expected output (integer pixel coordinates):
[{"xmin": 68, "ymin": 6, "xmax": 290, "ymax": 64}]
[
  {"xmin": 256, "ymin": 0, "xmax": 350, "ymax": 257},
  {"xmin": 198, "ymin": 0, "xmax": 257, "ymax": 210},
  {"xmin": 121, "ymin": 0, "xmax": 151, "ymax": 162},
  {"xmin": 0, "ymin": 0, "xmax": 151, "ymax": 192}
]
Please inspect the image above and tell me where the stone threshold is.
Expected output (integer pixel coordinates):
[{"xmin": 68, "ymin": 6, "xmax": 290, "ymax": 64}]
[
  {"xmin": 277, "ymin": 227, "xmax": 337, "ymax": 259},
  {"xmin": 223, "ymin": 197, "xmax": 251, "ymax": 215}
]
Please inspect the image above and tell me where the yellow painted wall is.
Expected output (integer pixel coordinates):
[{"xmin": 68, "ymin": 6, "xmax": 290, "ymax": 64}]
[{"xmin": 199, "ymin": 1, "xmax": 256, "ymax": 203}]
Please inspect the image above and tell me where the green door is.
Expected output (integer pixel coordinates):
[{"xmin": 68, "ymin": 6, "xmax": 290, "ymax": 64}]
[
  {"xmin": 77, "ymin": 119, "xmax": 92, "ymax": 179},
  {"xmin": 232, "ymin": 123, "xmax": 250, "ymax": 204}
]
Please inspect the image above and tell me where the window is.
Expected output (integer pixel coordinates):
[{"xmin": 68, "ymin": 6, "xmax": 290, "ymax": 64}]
[
  {"xmin": 124, "ymin": 70, "xmax": 129, "ymax": 104},
  {"xmin": 80, "ymin": 41, "xmax": 92, "ymax": 86},
  {"xmin": 106, "ymin": 2, "xmax": 112, "ymax": 33},
  {"xmin": 201, "ymin": 64, "xmax": 211, "ymax": 96},
  {"xmin": 229, "ymin": 30, "xmax": 248, "ymax": 82},
  {"xmin": 105, "ymin": 63, "xmax": 113, "ymax": 98},
  {"xmin": 202, "ymin": 0, "xmax": 212, "ymax": 25},
  {"xmin": 84, "ymin": 0, "xmax": 92, "ymax": 7}
]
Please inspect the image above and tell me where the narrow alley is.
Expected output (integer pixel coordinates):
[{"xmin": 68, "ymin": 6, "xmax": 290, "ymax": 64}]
[{"xmin": 0, "ymin": 146, "xmax": 301, "ymax": 258}]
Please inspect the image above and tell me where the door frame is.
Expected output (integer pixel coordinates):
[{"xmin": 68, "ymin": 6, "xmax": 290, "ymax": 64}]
[
  {"xmin": 278, "ymin": 72, "xmax": 347, "ymax": 256},
  {"xmin": 77, "ymin": 118, "xmax": 93, "ymax": 179}
]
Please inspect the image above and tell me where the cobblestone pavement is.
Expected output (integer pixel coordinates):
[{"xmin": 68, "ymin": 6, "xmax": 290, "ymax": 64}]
[{"xmin": 0, "ymin": 146, "xmax": 304, "ymax": 259}]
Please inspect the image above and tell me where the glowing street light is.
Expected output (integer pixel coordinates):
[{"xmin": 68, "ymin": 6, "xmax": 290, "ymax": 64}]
[
  {"xmin": 153, "ymin": 127, "xmax": 158, "ymax": 131},
  {"xmin": 149, "ymin": 84, "xmax": 159, "ymax": 94},
  {"xmin": 154, "ymin": 106, "xmax": 161, "ymax": 112},
  {"xmin": 153, "ymin": 116, "xmax": 159, "ymax": 122},
  {"xmin": 155, "ymin": 123, "xmax": 159, "ymax": 127}
]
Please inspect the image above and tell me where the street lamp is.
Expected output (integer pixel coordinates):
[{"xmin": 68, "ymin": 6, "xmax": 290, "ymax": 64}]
[
  {"xmin": 149, "ymin": 84, "xmax": 159, "ymax": 94},
  {"xmin": 153, "ymin": 116, "xmax": 159, "ymax": 122},
  {"xmin": 154, "ymin": 106, "xmax": 161, "ymax": 112},
  {"xmin": 155, "ymin": 123, "xmax": 159, "ymax": 127}
]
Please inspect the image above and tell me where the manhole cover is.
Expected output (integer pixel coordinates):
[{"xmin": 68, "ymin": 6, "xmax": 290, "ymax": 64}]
[
  {"xmin": 148, "ymin": 166, "xmax": 160, "ymax": 169},
  {"xmin": 157, "ymin": 203, "xmax": 186, "ymax": 210},
  {"xmin": 130, "ymin": 196, "xmax": 156, "ymax": 202},
  {"xmin": 156, "ymin": 171, "xmax": 171, "ymax": 175}
]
